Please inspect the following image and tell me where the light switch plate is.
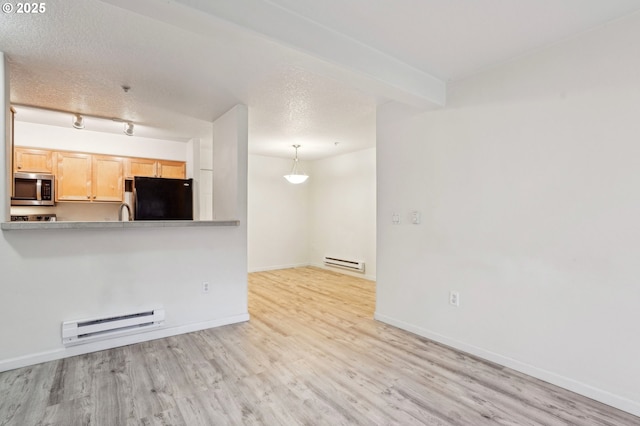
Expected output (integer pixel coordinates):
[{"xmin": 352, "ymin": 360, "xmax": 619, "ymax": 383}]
[{"xmin": 411, "ymin": 211, "xmax": 421, "ymax": 224}]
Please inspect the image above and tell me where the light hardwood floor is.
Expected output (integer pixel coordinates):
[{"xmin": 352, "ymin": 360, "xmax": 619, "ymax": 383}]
[{"xmin": 0, "ymin": 267, "xmax": 638, "ymax": 425}]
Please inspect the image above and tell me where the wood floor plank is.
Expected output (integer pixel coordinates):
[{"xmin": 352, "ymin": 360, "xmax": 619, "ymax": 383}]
[
  {"xmin": 1, "ymin": 266, "xmax": 638, "ymax": 425},
  {"xmin": 89, "ymin": 347, "xmax": 137, "ymax": 425},
  {"xmin": 138, "ymin": 407, "xmax": 187, "ymax": 426},
  {"xmin": 0, "ymin": 363, "xmax": 56, "ymax": 426},
  {"xmin": 124, "ymin": 342, "xmax": 176, "ymax": 420},
  {"xmin": 40, "ymin": 396, "xmax": 93, "ymax": 426}
]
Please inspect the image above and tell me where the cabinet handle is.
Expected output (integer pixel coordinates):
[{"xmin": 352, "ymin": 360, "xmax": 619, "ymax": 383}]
[
  {"xmin": 17, "ymin": 165, "xmax": 22, "ymax": 169},
  {"xmin": 87, "ymin": 195, "xmax": 90, "ymax": 199}
]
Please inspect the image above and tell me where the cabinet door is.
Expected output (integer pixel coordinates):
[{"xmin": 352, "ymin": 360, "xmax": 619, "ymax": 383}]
[
  {"xmin": 93, "ymin": 155, "xmax": 124, "ymax": 202},
  {"xmin": 56, "ymin": 152, "xmax": 92, "ymax": 201},
  {"xmin": 125, "ymin": 157, "xmax": 156, "ymax": 178},
  {"xmin": 15, "ymin": 148, "xmax": 53, "ymax": 173},
  {"xmin": 158, "ymin": 160, "xmax": 186, "ymax": 179}
]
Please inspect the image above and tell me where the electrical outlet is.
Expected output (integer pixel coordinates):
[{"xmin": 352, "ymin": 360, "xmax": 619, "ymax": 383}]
[
  {"xmin": 202, "ymin": 282, "xmax": 210, "ymax": 294},
  {"xmin": 449, "ymin": 291, "xmax": 459, "ymax": 307}
]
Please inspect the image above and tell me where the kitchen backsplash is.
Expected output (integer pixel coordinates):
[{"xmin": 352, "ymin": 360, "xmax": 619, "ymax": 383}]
[{"xmin": 10, "ymin": 202, "xmax": 121, "ymax": 222}]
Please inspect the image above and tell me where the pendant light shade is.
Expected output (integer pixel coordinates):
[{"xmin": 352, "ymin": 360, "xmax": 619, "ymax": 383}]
[{"xmin": 284, "ymin": 144, "xmax": 308, "ymax": 184}]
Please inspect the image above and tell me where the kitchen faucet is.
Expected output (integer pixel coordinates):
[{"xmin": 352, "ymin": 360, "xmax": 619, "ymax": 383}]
[{"xmin": 118, "ymin": 202, "xmax": 133, "ymax": 221}]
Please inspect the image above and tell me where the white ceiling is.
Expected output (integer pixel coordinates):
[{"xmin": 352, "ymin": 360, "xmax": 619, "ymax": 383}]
[
  {"xmin": 264, "ymin": 0, "xmax": 640, "ymax": 81},
  {"xmin": 2, "ymin": 0, "xmax": 640, "ymax": 160}
]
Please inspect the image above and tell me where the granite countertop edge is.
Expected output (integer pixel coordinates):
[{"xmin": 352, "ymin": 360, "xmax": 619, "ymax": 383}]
[{"xmin": 1, "ymin": 220, "xmax": 240, "ymax": 230}]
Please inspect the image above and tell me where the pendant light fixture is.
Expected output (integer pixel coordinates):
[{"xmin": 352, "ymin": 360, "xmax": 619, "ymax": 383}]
[{"xmin": 284, "ymin": 144, "xmax": 308, "ymax": 184}]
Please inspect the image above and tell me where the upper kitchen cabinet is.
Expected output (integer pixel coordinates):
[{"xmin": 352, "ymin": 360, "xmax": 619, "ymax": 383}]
[
  {"xmin": 158, "ymin": 160, "xmax": 186, "ymax": 179},
  {"xmin": 124, "ymin": 158, "xmax": 186, "ymax": 179},
  {"xmin": 56, "ymin": 152, "xmax": 92, "ymax": 201},
  {"xmin": 14, "ymin": 148, "xmax": 54, "ymax": 173},
  {"xmin": 92, "ymin": 155, "xmax": 124, "ymax": 202},
  {"xmin": 125, "ymin": 157, "xmax": 157, "ymax": 178},
  {"xmin": 56, "ymin": 152, "xmax": 124, "ymax": 202}
]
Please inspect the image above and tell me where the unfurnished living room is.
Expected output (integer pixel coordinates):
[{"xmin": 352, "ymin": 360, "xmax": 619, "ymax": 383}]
[{"xmin": 1, "ymin": 1, "xmax": 640, "ymax": 425}]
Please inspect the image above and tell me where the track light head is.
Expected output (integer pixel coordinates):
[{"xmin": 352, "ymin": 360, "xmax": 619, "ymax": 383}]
[
  {"xmin": 72, "ymin": 113, "xmax": 84, "ymax": 129},
  {"xmin": 124, "ymin": 122, "xmax": 134, "ymax": 136}
]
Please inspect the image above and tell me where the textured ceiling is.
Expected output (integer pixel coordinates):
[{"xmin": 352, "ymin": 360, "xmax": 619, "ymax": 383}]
[
  {"xmin": 1, "ymin": 0, "xmax": 378, "ymax": 159},
  {"xmin": 2, "ymin": 1, "xmax": 277, "ymax": 138},
  {"xmin": 265, "ymin": 0, "xmax": 640, "ymax": 81},
  {"xmin": 248, "ymin": 69, "xmax": 376, "ymax": 159},
  {"xmin": 2, "ymin": 0, "xmax": 640, "ymax": 159}
]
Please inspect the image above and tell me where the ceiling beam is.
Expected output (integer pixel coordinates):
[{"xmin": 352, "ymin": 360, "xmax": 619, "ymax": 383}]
[{"xmin": 100, "ymin": 0, "xmax": 446, "ymax": 109}]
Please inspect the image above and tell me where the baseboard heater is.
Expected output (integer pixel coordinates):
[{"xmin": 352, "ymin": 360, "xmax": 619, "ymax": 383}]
[
  {"xmin": 323, "ymin": 256, "xmax": 365, "ymax": 273},
  {"xmin": 62, "ymin": 307, "xmax": 165, "ymax": 346}
]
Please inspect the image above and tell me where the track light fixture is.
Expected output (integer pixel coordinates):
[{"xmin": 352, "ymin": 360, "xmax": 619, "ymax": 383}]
[
  {"xmin": 124, "ymin": 122, "xmax": 134, "ymax": 136},
  {"xmin": 72, "ymin": 113, "xmax": 84, "ymax": 129}
]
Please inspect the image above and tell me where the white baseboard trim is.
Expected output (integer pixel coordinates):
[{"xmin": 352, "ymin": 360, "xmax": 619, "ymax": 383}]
[
  {"xmin": 248, "ymin": 263, "xmax": 309, "ymax": 273},
  {"xmin": 310, "ymin": 262, "xmax": 376, "ymax": 282},
  {"xmin": 0, "ymin": 313, "xmax": 250, "ymax": 373},
  {"xmin": 374, "ymin": 312, "xmax": 640, "ymax": 418},
  {"xmin": 250, "ymin": 263, "xmax": 377, "ymax": 282}
]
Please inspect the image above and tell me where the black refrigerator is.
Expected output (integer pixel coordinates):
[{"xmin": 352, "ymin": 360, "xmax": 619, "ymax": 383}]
[{"xmin": 134, "ymin": 177, "xmax": 193, "ymax": 220}]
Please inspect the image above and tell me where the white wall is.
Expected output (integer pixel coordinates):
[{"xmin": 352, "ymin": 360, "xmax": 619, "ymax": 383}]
[
  {"xmin": 1, "ymin": 60, "xmax": 249, "ymax": 369},
  {"xmin": 248, "ymin": 155, "xmax": 310, "ymax": 271},
  {"xmin": 376, "ymin": 14, "xmax": 640, "ymax": 416},
  {"xmin": 1, "ymin": 53, "xmax": 9, "ymax": 222},
  {"xmin": 212, "ymin": 105, "xmax": 247, "ymax": 220},
  {"xmin": 15, "ymin": 121, "xmax": 187, "ymax": 161},
  {"xmin": 309, "ymin": 148, "xmax": 376, "ymax": 280},
  {"xmin": 199, "ymin": 135, "xmax": 214, "ymax": 220},
  {"xmin": 248, "ymin": 149, "xmax": 376, "ymax": 280}
]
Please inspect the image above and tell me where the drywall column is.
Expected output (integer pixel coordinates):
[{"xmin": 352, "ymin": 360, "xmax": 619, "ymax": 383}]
[
  {"xmin": 186, "ymin": 137, "xmax": 200, "ymax": 220},
  {"xmin": 212, "ymin": 105, "xmax": 248, "ymax": 220},
  {"xmin": 199, "ymin": 135, "xmax": 213, "ymax": 220},
  {"xmin": 1, "ymin": 53, "xmax": 9, "ymax": 222}
]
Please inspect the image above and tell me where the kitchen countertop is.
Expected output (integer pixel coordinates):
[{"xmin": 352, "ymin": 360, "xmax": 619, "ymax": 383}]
[{"xmin": 1, "ymin": 220, "xmax": 240, "ymax": 231}]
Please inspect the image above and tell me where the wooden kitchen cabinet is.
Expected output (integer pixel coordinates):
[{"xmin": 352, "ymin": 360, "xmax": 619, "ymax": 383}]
[
  {"xmin": 22, "ymin": 147, "xmax": 183, "ymax": 203},
  {"xmin": 56, "ymin": 152, "xmax": 92, "ymax": 201},
  {"xmin": 125, "ymin": 158, "xmax": 185, "ymax": 179},
  {"xmin": 92, "ymin": 155, "xmax": 124, "ymax": 201},
  {"xmin": 14, "ymin": 148, "xmax": 54, "ymax": 173},
  {"xmin": 125, "ymin": 157, "xmax": 156, "ymax": 178},
  {"xmin": 157, "ymin": 160, "xmax": 186, "ymax": 179},
  {"xmin": 56, "ymin": 153, "xmax": 123, "ymax": 202}
]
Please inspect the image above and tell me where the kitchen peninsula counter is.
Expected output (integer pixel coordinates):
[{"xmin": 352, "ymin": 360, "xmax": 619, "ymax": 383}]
[{"xmin": 1, "ymin": 220, "xmax": 240, "ymax": 231}]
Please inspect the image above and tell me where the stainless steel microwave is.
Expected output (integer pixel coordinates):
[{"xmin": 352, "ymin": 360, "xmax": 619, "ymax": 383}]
[{"xmin": 11, "ymin": 172, "xmax": 55, "ymax": 206}]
